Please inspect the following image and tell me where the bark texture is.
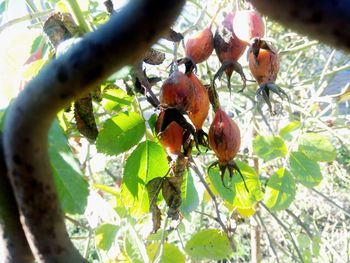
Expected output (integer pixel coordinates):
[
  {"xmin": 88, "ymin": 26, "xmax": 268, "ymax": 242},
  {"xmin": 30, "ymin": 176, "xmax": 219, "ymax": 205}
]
[
  {"xmin": 249, "ymin": 0, "xmax": 350, "ymax": 52},
  {"xmin": 2, "ymin": 0, "xmax": 185, "ymax": 262},
  {"xmin": 0, "ymin": 133, "xmax": 34, "ymax": 263}
]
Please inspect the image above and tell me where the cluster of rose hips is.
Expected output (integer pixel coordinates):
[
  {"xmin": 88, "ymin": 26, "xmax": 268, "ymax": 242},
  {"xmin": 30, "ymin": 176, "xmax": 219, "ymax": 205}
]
[{"xmin": 154, "ymin": 9, "xmax": 286, "ymax": 189}]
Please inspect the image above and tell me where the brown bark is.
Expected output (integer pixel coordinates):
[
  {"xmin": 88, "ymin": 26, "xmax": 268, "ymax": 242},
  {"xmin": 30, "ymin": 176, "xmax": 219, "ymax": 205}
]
[
  {"xmin": 0, "ymin": 133, "xmax": 34, "ymax": 263},
  {"xmin": 1, "ymin": 0, "xmax": 185, "ymax": 262}
]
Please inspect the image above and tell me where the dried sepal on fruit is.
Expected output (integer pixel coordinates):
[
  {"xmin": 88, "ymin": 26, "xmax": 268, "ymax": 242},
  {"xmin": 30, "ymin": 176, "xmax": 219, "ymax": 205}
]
[
  {"xmin": 208, "ymin": 108, "xmax": 248, "ymax": 191},
  {"xmin": 213, "ymin": 12, "xmax": 247, "ymax": 92},
  {"xmin": 248, "ymin": 38, "xmax": 288, "ymax": 113}
]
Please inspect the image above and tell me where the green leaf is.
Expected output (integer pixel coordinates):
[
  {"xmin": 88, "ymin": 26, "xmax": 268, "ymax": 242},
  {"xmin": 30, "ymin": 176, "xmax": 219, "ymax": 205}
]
[
  {"xmin": 279, "ymin": 121, "xmax": 300, "ymax": 140},
  {"xmin": 121, "ymin": 184, "xmax": 149, "ymax": 217},
  {"xmin": 0, "ymin": 1, "xmax": 7, "ymax": 14},
  {"xmin": 96, "ymin": 112, "xmax": 145, "ymax": 156},
  {"xmin": 101, "ymin": 88, "xmax": 133, "ymax": 112},
  {"xmin": 0, "ymin": 107, "xmax": 7, "ymax": 131},
  {"xmin": 253, "ymin": 135, "xmax": 287, "ymax": 161},
  {"xmin": 289, "ymin": 151, "xmax": 322, "ymax": 187},
  {"xmin": 233, "ymin": 161, "xmax": 263, "ymax": 209},
  {"xmin": 125, "ymin": 227, "xmax": 149, "ymax": 263},
  {"xmin": 185, "ymin": 229, "xmax": 232, "ymax": 260},
  {"xmin": 208, "ymin": 161, "xmax": 263, "ymax": 208},
  {"xmin": 124, "ymin": 141, "xmax": 168, "ymax": 198},
  {"xmin": 122, "ymin": 141, "xmax": 166, "ymax": 217},
  {"xmin": 30, "ymin": 35, "xmax": 44, "ymax": 54},
  {"xmin": 181, "ymin": 169, "xmax": 199, "ymax": 214},
  {"xmin": 298, "ymin": 133, "xmax": 336, "ymax": 162},
  {"xmin": 208, "ymin": 166, "xmax": 235, "ymax": 203},
  {"xmin": 49, "ymin": 119, "xmax": 88, "ymax": 214},
  {"xmin": 148, "ymin": 113, "xmax": 158, "ymax": 136},
  {"xmin": 312, "ymin": 235, "xmax": 321, "ymax": 257},
  {"xmin": 264, "ymin": 168, "xmax": 296, "ymax": 211},
  {"xmin": 55, "ymin": 0, "xmax": 70, "ymax": 12},
  {"xmin": 93, "ymin": 184, "xmax": 119, "ymax": 196},
  {"xmin": 92, "ymin": 12, "xmax": 109, "ymax": 26},
  {"xmin": 95, "ymin": 223, "xmax": 118, "ymax": 251},
  {"xmin": 148, "ymin": 242, "xmax": 185, "ymax": 263},
  {"xmin": 297, "ymin": 233, "xmax": 310, "ymax": 249},
  {"xmin": 22, "ymin": 59, "xmax": 47, "ymax": 80},
  {"xmin": 107, "ymin": 66, "xmax": 132, "ymax": 81}
]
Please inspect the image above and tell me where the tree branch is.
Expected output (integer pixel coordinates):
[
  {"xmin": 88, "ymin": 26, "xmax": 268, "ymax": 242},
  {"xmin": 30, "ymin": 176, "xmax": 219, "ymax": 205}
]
[
  {"xmin": 0, "ymin": 133, "xmax": 34, "ymax": 263},
  {"xmin": 2, "ymin": 0, "xmax": 185, "ymax": 261},
  {"xmin": 248, "ymin": 0, "xmax": 350, "ymax": 52}
]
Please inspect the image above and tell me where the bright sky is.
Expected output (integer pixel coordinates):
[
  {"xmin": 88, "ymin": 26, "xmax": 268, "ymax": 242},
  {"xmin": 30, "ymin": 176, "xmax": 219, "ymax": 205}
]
[
  {"xmin": 0, "ymin": 0, "xmax": 35, "ymax": 108},
  {"xmin": 0, "ymin": 0, "xmax": 129, "ymax": 109}
]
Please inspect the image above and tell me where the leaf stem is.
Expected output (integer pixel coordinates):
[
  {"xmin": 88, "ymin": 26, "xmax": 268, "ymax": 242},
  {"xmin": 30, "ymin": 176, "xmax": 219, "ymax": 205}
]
[
  {"xmin": 285, "ymin": 209, "xmax": 313, "ymax": 238},
  {"xmin": 66, "ymin": 0, "xmax": 91, "ymax": 33},
  {"xmin": 83, "ymin": 228, "xmax": 92, "ymax": 259},
  {"xmin": 154, "ymin": 215, "xmax": 169, "ymax": 263}
]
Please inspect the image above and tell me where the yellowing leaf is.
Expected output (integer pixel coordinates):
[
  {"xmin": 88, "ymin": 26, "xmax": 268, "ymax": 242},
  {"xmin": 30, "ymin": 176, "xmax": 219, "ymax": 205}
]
[
  {"xmin": 236, "ymin": 207, "xmax": 256, "ymax": 217},
  {"xmin": 148, "ymin": 242, "xmax": 185, "ymax": 263},
  {"xmin": 264, "ymin": 168, "xmax": 296, "ymax": 211},
  {"xmin": 298, "ymin": 133, "xmax": 336, "ymax": 162}
]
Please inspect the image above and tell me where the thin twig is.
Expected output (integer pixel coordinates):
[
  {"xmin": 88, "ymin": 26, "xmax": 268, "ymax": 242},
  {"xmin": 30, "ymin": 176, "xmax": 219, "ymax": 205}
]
[
  {"xmin": 194, "ymin": 210, "xmax": 220, "ymax": 222},
  {"xmin": 189, "ymin": 158, "xmax": 236, "ymax": 250},
  {"xmin": 64, "ymin": 215, "xmax": 90, "ymax": 231},
  {"xmin": 176, "ymin": 228, "xmax": 185, "ymax": 251},
  {"xmin": 255, "ymin": 212, "xmax": 281, "ymax": 263},
  {"xmin": 70, "ymin": 236, "xmax": 90, "ymax": 240},
  {"xmin": 154, "ymin": 215, "xmax": 169, "ymax": 263},
  {"xmin": 181, "ymin": 3, "xmax": 207, "ymax": 36},
  {"xmin": 310, "ymin": 188, "xmax": 350, "ymax": 218},
  {"xmin": 104, "ymin": 167, "xmax": 117, "ymax": 181},
  {"xmin": 261, "ymin": 203, "xmax": 305, "ymax": 263},
  {"xmin": 279, "ymin": 40, "xmax": 318, "ymax": 55},
  {"xmin": 0, "ymin": 9, "xmax": 53, "ymax": 33},
  {"xmin": 83, "ymin": 229, "xmax": 93, "ymax": 259},
  {"xmin": 285, "ymin": 209, "xmax": 313, "ymax": 238}
]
